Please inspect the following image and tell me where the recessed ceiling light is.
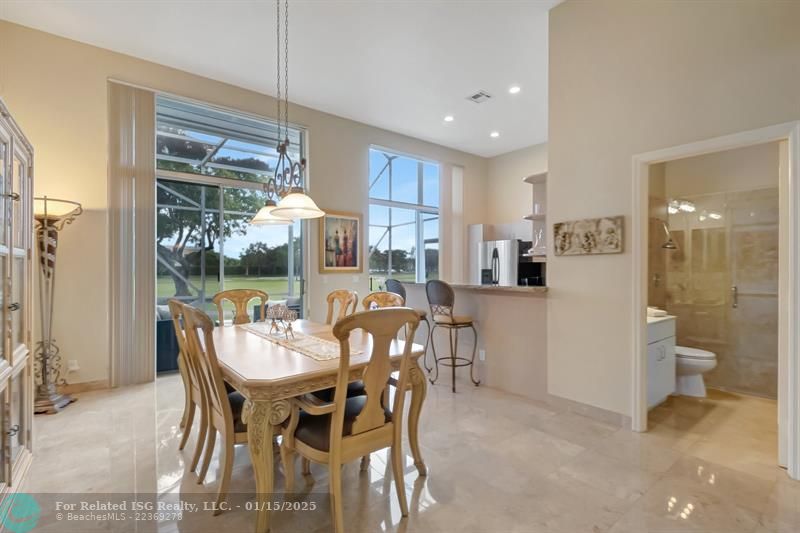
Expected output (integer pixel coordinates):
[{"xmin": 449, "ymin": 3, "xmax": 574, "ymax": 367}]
[
  {"xmin": 444, "ymin": 115, "xmax": 454, "ymax": 122},
  {"xmin": 490, "ymin": 131, "xmax": 500, "ymax": 138},
  {"xmin": 509, "ymin": 85, "xmax": 521, "ymax": 94}
]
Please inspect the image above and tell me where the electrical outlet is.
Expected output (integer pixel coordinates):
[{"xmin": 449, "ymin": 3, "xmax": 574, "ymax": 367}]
[
  {"xmin": 321, "ymin": 275, "xmax": 328, "ymax": 284},
  {"xmin": 352, "ymin": 275, "xmax": 360, "ymax": 283},
  {"xmin": 67, "ymin": 360, "xmax": 80, "ymax": 373},
  {"xmin": 479, "ymin": 349, "xmax": 486, "ymax": 361}
]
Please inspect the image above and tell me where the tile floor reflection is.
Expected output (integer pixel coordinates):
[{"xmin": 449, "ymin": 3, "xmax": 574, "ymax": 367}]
[{"xmin": 24, "ymin": 376, "xmax": 797, "ymax": 532}]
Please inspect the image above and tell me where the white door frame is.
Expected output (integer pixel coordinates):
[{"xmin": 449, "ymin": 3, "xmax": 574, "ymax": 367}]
[{"xmin": 631, "ymin": 121, "xmax": 800, "ymax": 479}]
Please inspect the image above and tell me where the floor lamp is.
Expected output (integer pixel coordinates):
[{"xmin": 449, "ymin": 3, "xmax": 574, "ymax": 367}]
[{"xmin": 33, "ymin": 196, "xmax": 82, "ymax": 414}]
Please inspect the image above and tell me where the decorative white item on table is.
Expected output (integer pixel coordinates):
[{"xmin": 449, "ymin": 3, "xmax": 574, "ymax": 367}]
[{"xmin": 265, "ymin": 303, "xmax": 297, "ymax": 339}]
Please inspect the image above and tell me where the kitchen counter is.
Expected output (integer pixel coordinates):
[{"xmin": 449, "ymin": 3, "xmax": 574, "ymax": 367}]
[
  {"xmin": 408, "ymin": 282, "xmax": 547, "ymax": 295},
  {"xmin": 403, "ymin": 280, "xmax": 547, "ymax": 402}
]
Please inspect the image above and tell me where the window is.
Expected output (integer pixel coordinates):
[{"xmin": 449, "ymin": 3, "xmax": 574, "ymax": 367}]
[
  {"xmin": 155, "ymin": 96, "xmax": 304, "ymax": 323},
  {"xmin": 368, "ymin": 147, "xmax": 439, "ymax": 289}
]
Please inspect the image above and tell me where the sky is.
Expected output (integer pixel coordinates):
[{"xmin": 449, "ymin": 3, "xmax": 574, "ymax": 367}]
[{"xmin": 368, "ymin": 149, "xmax": 439, "ymax": 254}]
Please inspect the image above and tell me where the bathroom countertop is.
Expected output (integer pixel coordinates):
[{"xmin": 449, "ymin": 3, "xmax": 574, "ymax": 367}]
[{"xmin": 647, "ymin": 315, "xmax": 676, "ymax": 325}]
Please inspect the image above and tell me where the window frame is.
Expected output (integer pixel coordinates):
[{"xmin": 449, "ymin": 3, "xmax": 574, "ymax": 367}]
[
  {"xmin": 156, "ymin": 170, "xmax": 304, "ymax": 307},
  {"xmin": 154, "ymin": 94, "xmax": 310, "ymax": 315},
  {"xmin": 368, "ymin": 146, "xmax": 440, "ymax": 284}
]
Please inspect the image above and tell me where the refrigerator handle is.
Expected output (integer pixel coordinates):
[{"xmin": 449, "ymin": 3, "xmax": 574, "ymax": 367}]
[{"xmin": 491, "ymin": 248, "xmax": 499, "ymax": 285}]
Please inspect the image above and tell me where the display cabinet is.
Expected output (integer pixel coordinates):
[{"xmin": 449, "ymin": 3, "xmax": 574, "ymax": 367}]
[{"xmin": 0, "ymin": 98, "xmax": 34, "ymax": 494}]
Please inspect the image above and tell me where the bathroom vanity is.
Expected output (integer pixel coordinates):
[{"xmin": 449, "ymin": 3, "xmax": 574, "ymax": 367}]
[{"xmin": 647, "ymin": 315, "xmax": 676, "ymax": 408}]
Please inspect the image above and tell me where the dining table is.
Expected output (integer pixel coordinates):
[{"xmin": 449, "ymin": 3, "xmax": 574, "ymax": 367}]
[{"xmin": 213, "ymin": 319, "xmax": 428, "ymax": 533}]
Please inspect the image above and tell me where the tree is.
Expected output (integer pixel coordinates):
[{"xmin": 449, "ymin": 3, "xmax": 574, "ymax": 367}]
[
  {"xmin": 240, "ymin": 242, "xmax": 270, "ymax": 277},
  {"xmin": 156, "ymin": 130, "xmax": 269, "ymax": 297}
]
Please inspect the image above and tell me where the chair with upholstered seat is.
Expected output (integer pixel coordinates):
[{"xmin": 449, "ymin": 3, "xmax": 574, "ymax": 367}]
[
  {"xmin": 180, "ymin": 302, "xmax": 250, "ymax": 515},
  {"xmin": 385, "ymin": 279, "xmax": 432, "ymax": 371},
  {"xmin": 313, "ymin": 290, "xmax": 365, "ymax": 405},
  {"xmin": 212, "ymin": 289, "xmax": 268, "ymax": 326},
  {"xmin": 426, "ymin": 279, "xmax": 480, "ymax": 392},
  {"xmin": 168, "ymin": 300, "xmax": 209, "ymax": 474},
  {"xmin": 280, "ymin": 307, "xmax": 421, "ymax": 533},
  {"xmin": 325, "ymin": 289, "xmax": 358, "ymax": 325}
]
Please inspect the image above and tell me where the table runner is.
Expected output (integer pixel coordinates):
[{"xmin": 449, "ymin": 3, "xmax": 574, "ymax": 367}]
[{"xmin": 241, "ymin": 322, "xmax": 363, "ymax": 361}]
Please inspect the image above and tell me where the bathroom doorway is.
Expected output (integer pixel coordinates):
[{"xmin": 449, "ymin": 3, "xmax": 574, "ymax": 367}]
[
  {"xmin": 631, "ymin": 122, "xmax": 800, "ymax": 479},
  {"xmin": 647, "ymin": 145, "xmax": 780, "ymax": 480}
]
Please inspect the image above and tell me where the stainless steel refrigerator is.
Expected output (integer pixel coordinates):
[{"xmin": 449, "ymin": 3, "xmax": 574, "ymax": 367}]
[{"xmin": 474, "ymin": 240, "xmax": 519, "ymax": 286}]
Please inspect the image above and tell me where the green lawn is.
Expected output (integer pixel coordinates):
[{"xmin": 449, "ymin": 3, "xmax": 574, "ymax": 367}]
[
  {"xmin": 157, "ymin": 275, "xmax": 299, "ymax": 301},
  {"xmin": 368, "ymin": 272, "xmax": 423, "ymax": 291}
]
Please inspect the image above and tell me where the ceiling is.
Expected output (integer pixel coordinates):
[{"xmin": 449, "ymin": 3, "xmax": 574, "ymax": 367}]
[{"xmin": 1, "ymin": 0, "xmax": 558, "ymax": 158}]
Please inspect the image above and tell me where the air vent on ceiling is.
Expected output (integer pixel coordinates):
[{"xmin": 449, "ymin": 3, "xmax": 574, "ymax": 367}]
[{"xmin": 466, "ymin": 90, "xmax": 492, "ymax": 103}]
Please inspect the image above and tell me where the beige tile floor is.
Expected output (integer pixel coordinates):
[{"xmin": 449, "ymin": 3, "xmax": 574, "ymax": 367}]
[{"xmin": 24, "ymin": 376, "xmax": 799, "ymax": 532}]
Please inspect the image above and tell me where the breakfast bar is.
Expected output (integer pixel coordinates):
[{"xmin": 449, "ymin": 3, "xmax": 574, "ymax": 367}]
[{"xmin": 404, "ymin": 282, "xmax": 548, "ymax": 401}]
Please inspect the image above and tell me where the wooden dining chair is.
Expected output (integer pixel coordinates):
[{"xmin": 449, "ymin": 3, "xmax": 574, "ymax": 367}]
[
  {"xmin": 169, "ymin": 299, "xmax": 208, "ymax": 474},
  {"xmin": 362, "ymin": 291, "xmax": 404, "ymax": 310},
  {"xmin": 280, "ymin": 307, "xmax": 421, "ymax": 533},
  {"xmin": 181, "ymin": 302, "xmax": 250, "ymax": 515},
  {"xmin": 212, "ymin": 289, "xmax": 268, "ymax": 326},
  {"xmin": 314, "ymin": 289, "xmax": 366, "ymax": 403},
  {"xmin": 325, "ymin": 289, "xmax": 358, "ymax": 325}
]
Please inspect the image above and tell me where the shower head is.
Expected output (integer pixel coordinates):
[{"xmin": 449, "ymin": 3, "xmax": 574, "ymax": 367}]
[{"xmin": 652, "ymin": 218, "xmax": 679, "ymax": 251}]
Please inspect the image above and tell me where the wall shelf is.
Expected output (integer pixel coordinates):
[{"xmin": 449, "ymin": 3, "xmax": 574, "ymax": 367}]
[
  {"xmin": 524, "ymin": 213, "xmax": 546, "ymax": 221},
  {"xmin": 521, "ymin": 255, "xmax": 547, "ymax": 263},
  {"xmin": 523, "ymin": 172, "xmax": 548, "ymax": 185}
]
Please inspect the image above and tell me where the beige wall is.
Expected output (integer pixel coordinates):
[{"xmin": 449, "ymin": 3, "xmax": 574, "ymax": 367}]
[
  {"xmin": 647, "ymin": 163, "xmax": 667, "ymax": 309},
  {"xmin": 486, "ymin": 142, "xmax": 548, "ymax": 224},
  {"xmin": 664, "ymin": 142, "xmax": 779, "ymax": 197},
  {"xmin": 548, "ymin": 0, "xmax": 800, "ymax": 416},
  {"xmin": 0, "ymin": 21, "xmax": 488, "ymax": 384}
]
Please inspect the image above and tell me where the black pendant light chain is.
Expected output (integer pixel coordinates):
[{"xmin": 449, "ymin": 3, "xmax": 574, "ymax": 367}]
[
  {"xmin": 283, "ymin": 0, "xmax": 289, "ymax": 143},
  {"xmin": 275, "ymin": 0, "xmax": 282, "ymax": 145}
]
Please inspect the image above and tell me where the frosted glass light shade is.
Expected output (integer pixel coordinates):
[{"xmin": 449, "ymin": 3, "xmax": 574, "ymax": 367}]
[
  {"xmin": 250, "ymin": 202, "xmax": 291, "ymax": 225},
  {"xmin": 272, "ymin": 190, "xmax": 325, "ymax": 219}
]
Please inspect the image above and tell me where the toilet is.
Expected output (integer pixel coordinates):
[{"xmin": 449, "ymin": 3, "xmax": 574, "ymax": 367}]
[{"xmin": 675, "ymin": 346, "xmax": 717, "ymax": 397}]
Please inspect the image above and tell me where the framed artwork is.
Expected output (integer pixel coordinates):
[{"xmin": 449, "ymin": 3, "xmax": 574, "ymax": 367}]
[
  {"xmin": 319, "ymin": 210, "xmax": 363, "ymax": 273},
  {"xmin": 553, "ymin": 215, "xmax": 624, "ymax": 256}
]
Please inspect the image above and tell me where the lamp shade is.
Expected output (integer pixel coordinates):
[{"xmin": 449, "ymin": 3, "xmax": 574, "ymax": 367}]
[
  {"xmin": 33, "ymin": 197, "xmax": 82, "ymax": 223},
  {"xmin": 272, "ymin": 189, "xmax": 325, "ymax": 219},
  {"xmin": 250, "ymin": 201, "xmax": 292, "ymax": 225}
]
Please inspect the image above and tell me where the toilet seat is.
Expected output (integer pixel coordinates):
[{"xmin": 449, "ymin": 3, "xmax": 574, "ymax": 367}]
[{"xmin": 675, "ymin": 346, "xmax": 716, "ymax": 360}]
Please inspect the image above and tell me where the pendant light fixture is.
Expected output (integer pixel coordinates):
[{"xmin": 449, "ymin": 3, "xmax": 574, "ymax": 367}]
[{"xmin": 251, "ymin": 0, "xmax": 324, "ymax": 225}]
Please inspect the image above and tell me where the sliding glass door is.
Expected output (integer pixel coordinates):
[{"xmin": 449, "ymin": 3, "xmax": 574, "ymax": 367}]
[
  {"xmin": 156, "ymin": 178, "xmax": 303, "ymax": 321},
  {"xmin": 154, "ymin": 95, "xmax": 306, "ymax": 373}
]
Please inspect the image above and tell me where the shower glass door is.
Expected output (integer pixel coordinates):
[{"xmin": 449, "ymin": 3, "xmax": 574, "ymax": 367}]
[{"xmin": 666, "ymin": 187, "xmax": 779, "ymax": 398}]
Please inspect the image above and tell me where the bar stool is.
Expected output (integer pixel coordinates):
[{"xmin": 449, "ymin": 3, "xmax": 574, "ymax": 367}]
[
  {"xmin": 385, "ymin": 279, "xmax": 432, "ymax": 370},
  {"xmin": 425, "ymin": 280, "xmax": 480, "ymax": 392}
]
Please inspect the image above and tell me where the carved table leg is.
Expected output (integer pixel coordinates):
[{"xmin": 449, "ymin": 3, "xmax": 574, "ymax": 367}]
[
  {"xmin": 408, "ymin": 361, "xmax": 428, "ymax": 476},
  {"xmin": 243, "ymin": 399, "xmax": 290, "ymax": 533}
]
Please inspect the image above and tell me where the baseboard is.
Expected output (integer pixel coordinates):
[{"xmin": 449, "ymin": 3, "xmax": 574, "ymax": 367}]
[
  {"xmin": 57, "ymin": 379, "xmax": 110, "ymax": 395},
  {"xmin": 546, "ymin": 393, "xmax": 631, "ymax": 428}
]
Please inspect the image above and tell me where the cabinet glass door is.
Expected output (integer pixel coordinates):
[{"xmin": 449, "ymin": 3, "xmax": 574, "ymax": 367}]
[
  {"xmin": 10, "ymin": 149, "xmax": 28, "ymax": 362},
  {"xmin": 9, "ymin": 368, "xmax": 27, "ymax": 465},
  {"xmin": 0, "ymin": 379, "xmax": 7, "ymax": 486},
  {"xmin": 0, "ymin": 132, "xmax": 8, "ymax": 367},
  {"xmin": 12, "ymin": 153, "xmax": 25, "ymax": 250}
]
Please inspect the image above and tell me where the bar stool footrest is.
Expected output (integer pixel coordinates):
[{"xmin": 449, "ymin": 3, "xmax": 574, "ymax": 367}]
[{"xmin": 431, "ymin": 356, "xmax": 475, "ymax": 368}]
